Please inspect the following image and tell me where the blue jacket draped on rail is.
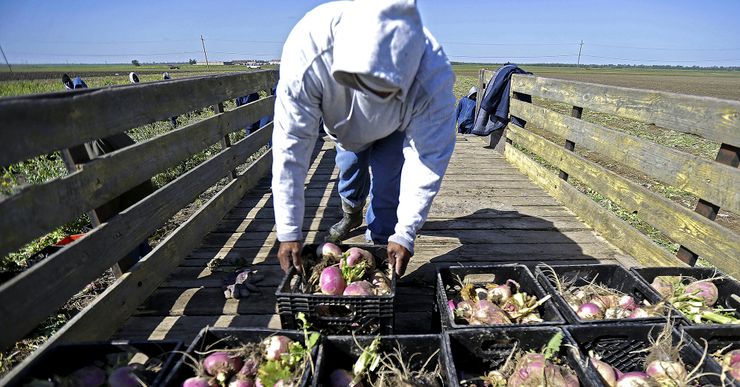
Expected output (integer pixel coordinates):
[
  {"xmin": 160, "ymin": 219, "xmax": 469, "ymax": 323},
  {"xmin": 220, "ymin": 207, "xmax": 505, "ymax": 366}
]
[{"xmin": 472, "ymin": 64, "xmax": 532, "ymax": 136}]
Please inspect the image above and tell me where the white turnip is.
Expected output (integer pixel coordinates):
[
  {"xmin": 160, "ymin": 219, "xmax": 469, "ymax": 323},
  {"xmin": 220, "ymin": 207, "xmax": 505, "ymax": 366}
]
[
  {"xmin": 320, "ymin": 266, "xmax": 346, "ymax": 295},
  {"xmin": 577, "ymin": 303, "xmax": 604, "ymax": 320},
  {"xmin": 203, "ymin": 352, "xmax": 243, "ymax": 382},
  {"xmin": 369, "ymin": 270, "xmax": 391, "ymax": 295},
  {"xmin": 645, "ymin": 360, "xmax": 687, "ymax": 381},
  {"xmin": 343, "ymin": 280, "xmax": 373, "ymax": 296},
  {"xmin": 263, "ymin": 335, "xmax": 292, "ymax": 361},
  {"xmin": 317, "ymin": 243, "xmax": 342, "ymax": 259},
  {"xmin": 471, "ymin": 300, "xmax": 509, "ymax": 325},
  {"xmin": 618, "ymin": 295, "xmax": 637, "ymax": 311},
  {"xmin": 183, "ymin": 376, "xmax": 212, "ymax": 387},
  {"xmin": 487, "ymin": 283, "xmax": 512, "ymax": 303},
  {"xmin": 615, "ymin": 372, "xmax": 651, "ymax": 387},
  {"xmin": 590, "ymin": 357, "xmax": 617, "ymax": 386},
  {"xmin": 628, "ymin": 308, "xmax": 648, "ymax": 319}
]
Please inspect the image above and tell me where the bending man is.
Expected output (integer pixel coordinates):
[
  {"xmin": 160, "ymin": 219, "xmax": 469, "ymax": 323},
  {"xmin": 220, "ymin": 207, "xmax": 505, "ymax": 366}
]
[{"xmin": 272, "ymin": 0, "xmax": 456, "ymax": 276}]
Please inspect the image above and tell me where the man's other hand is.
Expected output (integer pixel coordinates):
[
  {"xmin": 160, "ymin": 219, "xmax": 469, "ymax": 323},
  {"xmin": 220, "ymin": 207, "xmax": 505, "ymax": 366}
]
[
  {"xmin": 278, "ymin": 241, "xmax": 302, "ymax": 273},
  {"xmin": 387, "ymin": 241, "xmax": 411, "ymax": 276}
]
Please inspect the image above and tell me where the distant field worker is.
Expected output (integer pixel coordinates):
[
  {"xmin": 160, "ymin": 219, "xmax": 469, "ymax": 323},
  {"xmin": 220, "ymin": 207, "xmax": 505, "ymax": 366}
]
[
  {"xmin": 454, "ymin": 86, "xmax": 478, "ymax": 134},
  {"xmin": 272, "ymin": 0, "xmax": 456, "ymax": 276}
]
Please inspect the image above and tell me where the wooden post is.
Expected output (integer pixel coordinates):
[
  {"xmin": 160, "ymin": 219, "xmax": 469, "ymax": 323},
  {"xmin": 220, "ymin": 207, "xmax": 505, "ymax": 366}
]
[
  {"xmin": 475, "ymin": 68, "xmax": 485, "ymax": 121},
  {"xmin": 675, "ymin": 143, "xmax": 739, "ymax": 265},
  {"xmin": 559, "ymin": 106, "xmax": 583, "ymax": 181},
  {"xmin": 213, "ymin": 102, "xmax": 237, "ymax": 179}
]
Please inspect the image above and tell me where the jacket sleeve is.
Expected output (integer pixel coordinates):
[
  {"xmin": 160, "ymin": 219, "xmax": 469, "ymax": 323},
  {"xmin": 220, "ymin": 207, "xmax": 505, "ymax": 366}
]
[
  {"xmin": 387, "ymin": 71, "xmax": 456, "ymax": 254},
  {"xmin": 271, "ymin": 73, "xmax": 322, "ymax": 242}
]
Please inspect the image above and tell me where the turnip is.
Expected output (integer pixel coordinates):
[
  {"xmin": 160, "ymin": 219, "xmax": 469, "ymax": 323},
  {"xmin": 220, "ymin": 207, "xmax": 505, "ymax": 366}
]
[
  {"xmin": 615, "ymin": 372, "xmax": 651, "ymax": 387},
  {"xmin": 447, "ymin": 300, "xmax": 455, "ymax": 313},
  {"xmin": 471, "ymin": 300, "xmax": 509, "ymax": 325},
  {"xmin": 592, "ymin": 295, "xmax": 618, "ymax": 311},
  {"xmin": 263, "ymin": 335, "xmax": 292, "ymax": 361},
  {"xmin": 238, "ymin": 356, "xmax": 259, "ymax": 378},
  {"xmin": 685, "ymin": 281, "xmax": 719, "ymax": 306},
  {"xmin": 329, "ymin": 369, "xmax": 359, "ymax": 387},
  {"xmin": 108, "ymin": 366, "xmax": 142, "ymax": 387},
  {"xmin": 203, "ymin": 352, "xmax": 243, "ymax": 382},
  {"xmin": 651, "ymin": 277, "xmax": 675, "ymax": 299},
  {"xmin": 67, "ymin": 365, "xmax": 106, "ymax": 387},
  {"xmin": 618, "ymin": 295, "xmax": 637, "ymax": 311},
  {"xmin": 183, "ymin": 376, "xmax": 212, "ymax": 387},
  {"xmin": 577, "ymin": 303, "xmax": 604, "ymax": 320},
  {"xmin": 317, "ymin": 242, "xmax": 342, "ymax": 259},
  {"xmin": 730, "ymin": 362, "xmax": 740, "ymax": 379},
  {"xmin": 369, "ymin": 270, "xmax": 391, "ymax": 295},
  {"xmin": 455, "ymin": 300, "xmax": 474, "ymax": 320},
  {"xmin": 343, "ymin": 280, "xmax": 373, "ymax": 296},
  {"xmin": 228, "ymin": 378, "xmax": 255, "ymax": 387},
  {"xmin": 343, "ymin": 247, "xmax": 375, "ymax": 270},
  {"xmin": 645, "ymin": 360, "xmax": 687, "ymax": 381},
  {"xmin": 562, "ymin": 367, "xmax": 580, "ymax": 387},
  {"xmin": 628, "ymin": 308, "xmax": 649, "ymax": 319},
  {"xmin": 723, "ymin": 349, "xmax": 740, "ymax": 366},
  {"xmin": 320, "ymin": 266, "xmax": 346, "ymax": 295},
  {"xmin": 487, "ymin": 283, "xmax": 512, "ymax": 303},
  {"xmin": 591, "ymin": 357, "xmax": 617, "ymax": 386}
]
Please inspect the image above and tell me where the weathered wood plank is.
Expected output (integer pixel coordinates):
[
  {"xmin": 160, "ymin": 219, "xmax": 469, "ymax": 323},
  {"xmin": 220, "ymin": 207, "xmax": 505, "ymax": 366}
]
[
  {"xmin": 0, "ymin": 151, "xmax": 274, "ymax": 384},
  {"xmin": 292, "ymin": 186, "xmax": 551, "ymax": 199},
  {"xmin": 505, "ymin": 144, "xmax": 682, "ymax": 268},
  {"xmin": 0, "ymin": 98, "xmax": 274, "ymax": 259},
  {"xmin": 507, "ymin": 124, "xmax": 740, "ymax": 277},
  {"xmin": 113, "ymin": 315, "xmax": 282, "ymax": 341},
  {"xmin": 0, "ymin": 128, "xmax": 272, "ymax": 350},
  {"xmin": 0, "ymin": 70, "xmax": 278, "ymax": 166},
  {"xmin": 511, "ymin": 74, "xmax": 740, "ymax": 147},
  {"xmin": 212, "ymin": 216, "xmax": 591, "ymax": 233},
  {"xmin": 232, "ymin": 195, "xmax": 561, "ymax": 210},
  {"xmin": 510, "ymin": 98, "xmax": 740, "ymax": 214}
]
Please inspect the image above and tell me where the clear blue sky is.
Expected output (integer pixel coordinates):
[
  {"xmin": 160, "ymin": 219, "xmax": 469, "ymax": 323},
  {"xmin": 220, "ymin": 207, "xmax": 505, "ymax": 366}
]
[{"xmin": 1, "ymin": 0, "xmax": 739, "ymax": 66}]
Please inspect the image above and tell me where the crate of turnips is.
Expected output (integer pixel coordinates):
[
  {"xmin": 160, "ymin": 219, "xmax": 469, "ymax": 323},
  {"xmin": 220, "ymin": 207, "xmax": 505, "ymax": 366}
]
[
  {"xmin": 437, "ymin": 264, "xmax": 565, "ymax": 329},
  {"xmin": 535, "ymin": 264, "xmax": 668, "ymax": 324},
  {"xmin": 6, "ymin": 340, "xmax": 181, "ymax": 387},
  {"xmin": 444, "ymin": 327, "xmax": 593, "ymax": 386},
  {"xmin": 683, "ymin": 325, "xmax": 740, "ymax": 384},
  {"xmin": 315, "ymin": 335, "xmax": 446, "ymax": 387},
  {"xmin": 565, "ymin": 322, "xmax": 725, "ymax": 386},
  {"xmin": 166, "ymin": 324, "xmax": 320, "ymax": 387},
  {"xmin": 631, "ymin": 266, "xmax": 740, "ymax": 325},
  {"xmin": 275, "ymin": 243, "xmax": 395, "ymax": 334}
]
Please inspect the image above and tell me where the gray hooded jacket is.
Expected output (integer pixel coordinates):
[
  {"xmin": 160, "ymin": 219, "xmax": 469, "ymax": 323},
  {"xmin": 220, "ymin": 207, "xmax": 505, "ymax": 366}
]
[{"xmin": 271, "ymin": 0, "xmax": 456, "ymax": 253}]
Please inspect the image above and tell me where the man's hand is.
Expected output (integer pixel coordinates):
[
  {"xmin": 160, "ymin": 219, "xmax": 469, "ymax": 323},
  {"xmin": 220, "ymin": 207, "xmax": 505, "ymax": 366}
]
[
  {"xmin": 387, "ymin": 241, "xmax": 412, "ymax": 276},
  {"xmin": 278, "ymin": 241, "xmax": 303, "ymax": 273}
]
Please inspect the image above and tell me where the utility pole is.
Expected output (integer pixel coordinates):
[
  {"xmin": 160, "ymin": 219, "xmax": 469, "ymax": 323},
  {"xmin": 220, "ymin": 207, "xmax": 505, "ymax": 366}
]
[
  {"xmin": 577, "ymin": 40, "xmax": 584, "ymax": 67},
  {"xmin": 0, "ymin": 44, "xmax": 12, "ymax": 73},
  {"xmin": 200, "ymin": 35, "xmax": 210, "ymax": 69}
]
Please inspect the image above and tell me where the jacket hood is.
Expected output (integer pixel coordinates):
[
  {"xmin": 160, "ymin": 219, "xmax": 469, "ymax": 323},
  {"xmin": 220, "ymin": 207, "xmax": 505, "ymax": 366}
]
[
  {"xmin": 466, "ymin": 86, "xmax": 478, "ymax": 98},
  {"xmin": 332, "ymin": 0, "xmax": 425, "ymax": 98}
]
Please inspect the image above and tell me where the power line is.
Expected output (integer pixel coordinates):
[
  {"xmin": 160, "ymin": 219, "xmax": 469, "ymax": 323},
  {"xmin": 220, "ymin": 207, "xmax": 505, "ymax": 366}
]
[
  {"xmin": 448, "ymin": 54, "xmax": 575, "ymax": 59},
  {"xmin": 581, "ymin": 54, "xmax": 740, "ymax": 63},
  {"xmin": 587, "ymin": 43, "xmax": 740, "ymax": 51},
  {"xmin": 5, "ymin": 51, "xmax": 203, "ymax": 57},
  {"xmin": 442, "ymin": 41, "xmax": 575, "ymax": 47}
]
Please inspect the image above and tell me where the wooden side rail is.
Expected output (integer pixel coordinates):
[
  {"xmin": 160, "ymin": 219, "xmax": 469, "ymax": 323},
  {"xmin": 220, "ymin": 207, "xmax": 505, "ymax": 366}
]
[
  {"xmin": 505, "ymin": 74, "xmax": 739, "ymax": 277},
  {"xmin": 0, "ymin": 70, "xmax": 278, "ymax": 351}
]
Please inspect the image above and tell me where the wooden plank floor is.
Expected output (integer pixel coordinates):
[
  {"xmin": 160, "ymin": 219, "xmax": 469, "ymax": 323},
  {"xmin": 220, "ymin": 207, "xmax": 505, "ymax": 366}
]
[{"xmin": 114, "ymin": 135, "xmax": 637, "ymax": 341}]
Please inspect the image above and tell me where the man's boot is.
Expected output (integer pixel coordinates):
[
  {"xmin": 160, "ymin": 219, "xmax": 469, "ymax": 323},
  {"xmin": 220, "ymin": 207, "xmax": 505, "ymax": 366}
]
[{"xmin": 328, "ymin": 203, "xmax": 363, "ymax": 242}]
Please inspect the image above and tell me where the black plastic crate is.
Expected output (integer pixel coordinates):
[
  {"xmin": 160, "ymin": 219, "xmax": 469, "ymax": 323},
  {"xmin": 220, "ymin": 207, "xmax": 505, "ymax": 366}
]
[
  {"xmin": 2, "ymin": 340, "xmax": 181, "ymax": 387},
  {"xmin": 314, "ymin": 334, "xmax": 446, "ymax": 387},
  {"xmin": 276, "ymin": 244, "xmax": 395, "ymax": 335},
  {"xmin": 444, "ymin": 326, "xmax": 595, "ymax": 386},
  {"xmin": 535, "ymin": 264, "xmax": 666, "ymax": 324},
  {"xmin": 565, "ymin": 323, "xmax": 724, "ymax": 386},
  {"xmin": 164, "ymin": 327, "xmax": 321, "ymax": 387},
  {"xmin": 631, "ymin": 266, "xmax": 740, "ymax": 325},
  {"xmin": 683, "ymin": 326, "xmax": 740, "ymax": 386},
  {"xmin": 436, "ymin": 264, "xmax": 565, "ymax": 329}
]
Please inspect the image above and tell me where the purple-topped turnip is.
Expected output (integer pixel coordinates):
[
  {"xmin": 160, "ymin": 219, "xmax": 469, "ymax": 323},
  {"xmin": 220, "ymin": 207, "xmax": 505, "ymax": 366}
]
[
  {"xmin": 576, "ymin": 303, "xmax": 603, "ymax": 320},
  {"xmin": 343, "ymin": 280, "xmax": 374, "ymax": 296},
  {"xmin": 263, "ymin": 336, "xmax": 292, "ymax": 361},
  {"xmin": 685, "ymin": 281, "xmax": 718, "ymax": 306},
  {"xmin": 320, "ymin": 266, "xmax": 346, "ymax": 295},
  {"xmin": 316, "ymin": 242, "xmax": 342, "ymax": 260}
]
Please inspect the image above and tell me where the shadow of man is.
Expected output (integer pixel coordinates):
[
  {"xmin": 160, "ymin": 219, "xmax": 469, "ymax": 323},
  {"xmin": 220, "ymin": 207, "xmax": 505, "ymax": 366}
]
[{"xmin": 393, "ymin": 207, "xmax": 605, "ymax": 333}]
